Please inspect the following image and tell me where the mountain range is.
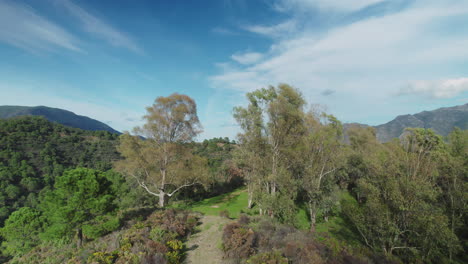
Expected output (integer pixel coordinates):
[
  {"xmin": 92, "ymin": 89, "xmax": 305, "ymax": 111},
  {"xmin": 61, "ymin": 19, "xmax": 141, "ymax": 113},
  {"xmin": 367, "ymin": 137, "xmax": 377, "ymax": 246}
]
[
  {"xmin": 0, "ymin": 103, "xmax": 466, "ymax": 141},
  {"xmin": 0, "ymin": 105, "xmax": 120, "ymax": 134},
  {"xmin": 344, "ymin": 103, "xmax": 467, "ymax": 142}
]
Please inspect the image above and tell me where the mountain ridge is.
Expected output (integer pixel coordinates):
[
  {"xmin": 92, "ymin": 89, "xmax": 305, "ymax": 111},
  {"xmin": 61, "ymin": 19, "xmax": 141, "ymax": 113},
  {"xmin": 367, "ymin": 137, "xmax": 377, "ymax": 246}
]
[
  {"xmin": 344, "ymin": 103, "xmax": 467, "ymax": 142},
  {"xmin": 0, "ymin": 105, "xmax": 120, "ymax": 134},
  {"xmin": 374, "ymin": 103, "xmax": 467, "ymax": 142}
]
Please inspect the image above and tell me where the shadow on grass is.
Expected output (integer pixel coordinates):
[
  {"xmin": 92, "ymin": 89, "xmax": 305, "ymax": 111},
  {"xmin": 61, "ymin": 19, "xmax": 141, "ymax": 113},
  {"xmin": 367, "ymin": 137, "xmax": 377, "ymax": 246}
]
[
  {"xmin": 120, "ymin": 206, "xmax": 158, "ymax": 222},
  {"xmin": 314, "ymin": 213, "xmax": 363, "ymax": 247}
]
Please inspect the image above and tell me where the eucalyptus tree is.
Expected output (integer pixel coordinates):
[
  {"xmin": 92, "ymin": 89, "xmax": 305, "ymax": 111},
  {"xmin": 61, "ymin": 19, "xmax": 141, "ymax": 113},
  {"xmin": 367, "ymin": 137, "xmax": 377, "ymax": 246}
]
[
  {"xmin": 116, "ymin": 93, "xmax": 209, "ymax": 207},
  {"xmin": 300, "ymin": 111, "xmax": 343, "ymax": 231},
  {"xmin": 439, "ymin": 128, "xmax": 468, "ymax": 261},
  {"xmin": 343, "ymin": 128, "xmax": 459, "ymax": 262},
  {"xmin": 234, "ymin": 84, "xmax": 305, "ymax": 219}
]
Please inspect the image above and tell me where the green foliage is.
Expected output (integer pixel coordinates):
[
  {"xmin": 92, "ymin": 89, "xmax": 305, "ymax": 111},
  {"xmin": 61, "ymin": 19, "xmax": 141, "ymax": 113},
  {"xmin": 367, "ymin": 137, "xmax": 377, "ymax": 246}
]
[
  {"xmin": 87, "ymin": 251, "xmax": 118, "ymax": 264},
  {"xmin": 234, "ymin": 84, "xmax": 306, "ymax": 224},
  {"xmin": 342, "ymin": 128, "xmax": 462, "ymax": 263},
  {"xmin": 0, "ymin": 116, "xmax": 120, "ymax": 224},
  {"xmin": 0, "ymin": 207, "xmax": 44, "ymax": 256},
  {"xmin": 247, "ymin": 251, "xmax": 288, "ymax": 264},
  {"xmin": 82, "ymin": 215, "xmax": 121, "ymax": 239},
  {"xmin": 40, "ymin": 168, "xmax": 119, "ymax": 241},
  {"xmin": 174, "ymin": 188, "xmax": 252, "ymax": 219},
  {"xmin": 7, "ymin": 209, "xmax": 198, "ymax": 264},
  {"xmin": 166, "ymin": 240, "xmax": 184, "ymax": 264}
]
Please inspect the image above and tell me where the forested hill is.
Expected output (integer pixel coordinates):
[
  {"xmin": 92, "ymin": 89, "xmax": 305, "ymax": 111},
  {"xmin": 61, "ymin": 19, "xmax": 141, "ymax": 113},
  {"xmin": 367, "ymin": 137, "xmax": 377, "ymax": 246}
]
[
  {"xmin": 0, "ymin": 105, "xmax": 120, "ymax": 134},
  {"xmin": 344, "ymin": 103, "xmax": 468, "ymax": 142},
  {"xmin": 0, "ymin": 116, "xmax": 121, "ymax": 224}
]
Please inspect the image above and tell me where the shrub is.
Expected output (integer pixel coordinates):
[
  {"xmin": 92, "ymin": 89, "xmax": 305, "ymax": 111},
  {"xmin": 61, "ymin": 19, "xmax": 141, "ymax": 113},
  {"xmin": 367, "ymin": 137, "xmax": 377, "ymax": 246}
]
[
  {"xmin": 222, "ymin": 222, "xmax": 257, "ymax": 259},
  {"xmin": 82, "ymin": 215, "xmax": 121, "ymax": 239},
  {"xmin": 87, "ymin": 251, "xmax": 118, "ymax": 264},
  {"xmin": 247, "ymin": 251, "xmax": 288, "ymax": 264},
  {"xmin": 238, "ymin": 214, "xmax": 250, "ymax": 225}
]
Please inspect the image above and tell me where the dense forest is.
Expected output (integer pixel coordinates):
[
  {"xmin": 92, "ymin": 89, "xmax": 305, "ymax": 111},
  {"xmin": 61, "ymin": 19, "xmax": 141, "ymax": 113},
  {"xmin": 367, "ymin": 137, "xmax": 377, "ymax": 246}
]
[{"xmin": 0, "ymin": 85, "xmax": 466, "ymax": 264}]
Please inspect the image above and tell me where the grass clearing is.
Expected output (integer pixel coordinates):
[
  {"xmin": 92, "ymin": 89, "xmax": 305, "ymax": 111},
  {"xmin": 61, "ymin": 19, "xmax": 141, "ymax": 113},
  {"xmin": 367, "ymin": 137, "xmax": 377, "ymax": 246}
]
[
  {"xmin": 172, "ymin": 188, "xmax": 253, "ymax": 219},
  {"xmin": 175, "ymin": 187, "xmax": 363, "ymax": 247}
]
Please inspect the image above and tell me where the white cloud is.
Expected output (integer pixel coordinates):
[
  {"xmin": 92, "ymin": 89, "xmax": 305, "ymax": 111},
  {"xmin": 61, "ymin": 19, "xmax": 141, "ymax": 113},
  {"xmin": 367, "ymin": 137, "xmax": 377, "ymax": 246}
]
[
  {"xmin": 231, "ymin": 52, "xmax": 263, "ymax": 65},
  {"xmin": 210, "ymin": 0, "xmax": 468, "ymax": 124},
  {"xmin": 275, "ymin": 0, "xmax": 384, "ymax": 12},
  {"xmin": 244, "ymin": 19, "xmax": 297, "ymax": 38},
  {"xmin": 400, "ymin": 78, "xmax": 468, "ymax": 98},
  {"xmin": 0, "ymin": 0, "xmax": 81, "ymax": 52},
  {"xmin": 60, "ymin": 0, "xmax": 143, "ymax": 54}
]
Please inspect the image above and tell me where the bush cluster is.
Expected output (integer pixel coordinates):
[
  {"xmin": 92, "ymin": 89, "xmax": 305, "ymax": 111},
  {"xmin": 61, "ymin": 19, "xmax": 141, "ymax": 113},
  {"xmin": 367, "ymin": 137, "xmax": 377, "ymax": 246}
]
[
  {"xmin": 9, "ymin": 209, "xmax": 198, "ymax": 264},
  {"xmin": 222, "ymin": 215, "xmax": 399, "ymax": 264}
]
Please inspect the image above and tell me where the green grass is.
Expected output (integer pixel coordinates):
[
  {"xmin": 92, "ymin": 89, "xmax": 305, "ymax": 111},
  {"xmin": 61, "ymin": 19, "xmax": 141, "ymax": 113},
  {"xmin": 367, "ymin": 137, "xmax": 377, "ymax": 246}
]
[
  {"xmin": 173, "ymin": 187, "xmax": 363, "ymax": 247},
  {"xmin": 172, "ymin": 188, "xmax": 253, "ymax": 219}
]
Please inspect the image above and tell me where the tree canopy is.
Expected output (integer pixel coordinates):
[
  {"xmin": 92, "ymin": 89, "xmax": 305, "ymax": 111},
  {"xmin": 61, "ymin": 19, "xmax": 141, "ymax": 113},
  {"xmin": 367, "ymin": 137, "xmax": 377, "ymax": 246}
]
[{"xmin": 116, "ymin": 93, "xmax": 209, "ymax": 207}]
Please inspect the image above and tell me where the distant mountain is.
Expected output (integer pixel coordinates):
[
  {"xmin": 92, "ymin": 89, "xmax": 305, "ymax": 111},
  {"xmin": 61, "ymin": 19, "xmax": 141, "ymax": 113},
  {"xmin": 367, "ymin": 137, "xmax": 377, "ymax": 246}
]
[
  {"xmin": 375, "ymin": 103, "xmax": 467, "ymax": 142},
  {"xmin": 344, "ymin": 104, "xmax": 467, "ymax": 142},
  {"xmin": 0, "ymin": 105, "xmax": 120, "ymax": 134}
]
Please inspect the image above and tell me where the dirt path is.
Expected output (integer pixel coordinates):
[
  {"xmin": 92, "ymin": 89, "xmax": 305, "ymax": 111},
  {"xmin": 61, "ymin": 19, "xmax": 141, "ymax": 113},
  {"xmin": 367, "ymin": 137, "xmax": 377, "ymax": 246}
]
[{"xmin": 185, "ymin": 215, "xmax": 230, "ymax": 264}]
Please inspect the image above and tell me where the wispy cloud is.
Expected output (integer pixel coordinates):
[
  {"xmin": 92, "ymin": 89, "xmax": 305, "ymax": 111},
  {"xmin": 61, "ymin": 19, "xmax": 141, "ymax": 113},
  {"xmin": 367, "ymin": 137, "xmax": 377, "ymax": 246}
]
[
  {"xmin": 210, "ymin": 0, "xmax": 468, "ymax": 123},
  {"xmin": 231, "ymin": 51, "xmax": 263, "ymax": 65},
  {"xmin": 274, "ymin": 0, "xmax": 385, "ymax": 12},
  {"xmin": 59, "ymin": 0, "xmax": 143, "ymax": 54},
  {"xmin": 399, "ymin": 78, "xmax": 468, "ymax": 99},
  {"xmin": 244, "ymin": 19, "xmax": 297, "ymax": 38},
  {"xmin": 0, "ymin": 0, "xmax": 81, "ymax": 53}
]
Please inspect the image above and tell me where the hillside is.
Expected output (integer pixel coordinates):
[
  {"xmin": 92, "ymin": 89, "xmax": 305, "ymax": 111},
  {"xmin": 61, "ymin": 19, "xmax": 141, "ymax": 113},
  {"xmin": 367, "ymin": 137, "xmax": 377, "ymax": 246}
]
[
  {"xmin": 375, "ymin": 103, "xmax": 468, "ymax": 142},
  {"xmin": 0, "ymin": 116, "xmax": 121, "ymax": 225},
  {"xmin": 344, "ymin": 103, "xmax": 467, "ymax": 142},
  {"xmin": 0, "ymin": 105, "xmax": 120, "ymax": 134}
]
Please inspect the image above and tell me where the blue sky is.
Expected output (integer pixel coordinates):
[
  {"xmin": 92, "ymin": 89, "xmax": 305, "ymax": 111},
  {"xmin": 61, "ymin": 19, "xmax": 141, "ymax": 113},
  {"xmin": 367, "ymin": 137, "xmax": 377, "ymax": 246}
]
[{"xmin": 0, "ymin": 0, "xmax": 467, "ymax": 140}]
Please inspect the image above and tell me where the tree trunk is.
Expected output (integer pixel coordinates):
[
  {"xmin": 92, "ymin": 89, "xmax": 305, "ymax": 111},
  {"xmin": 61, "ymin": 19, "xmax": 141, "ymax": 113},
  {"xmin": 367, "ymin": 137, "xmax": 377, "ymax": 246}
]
[
  {"xmin": 309, "ymin": 201, "xmax": 317, "ymax": 232},
  {"xmin": 76, "ymin": 227, "xmax": 83, "ymax": 248},
  {"xmin": 247, "ymin": 184, "xmax": 253, "ymax": 209},
  {"xmin": 158, "ymin": 192, "xmax": 167, "ymax": 207}
]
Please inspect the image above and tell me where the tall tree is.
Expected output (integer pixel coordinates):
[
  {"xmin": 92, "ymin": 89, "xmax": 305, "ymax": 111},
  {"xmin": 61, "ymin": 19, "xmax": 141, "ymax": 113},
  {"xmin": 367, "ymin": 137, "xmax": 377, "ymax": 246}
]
[
  {"xmin": 343, "ymin": 128, "xmax": 459, "ymax": 262},
  {"xmin": 300, "ymin": 111, "xmax": 343, "ymax": 231},
  {"xmin": 438, "ymin": 128, "xmax": 468, "ymax": 261},
  {"xmin": 234, "ymin": 84, "xmax": 305, "ymax": 220},
  {"xmin": 40, "ymin": 168, "xmax": 117, "ymax": 247},
  {"xmin": 116, "ymin": 93, "xmax": 208, "ymax": 207}
]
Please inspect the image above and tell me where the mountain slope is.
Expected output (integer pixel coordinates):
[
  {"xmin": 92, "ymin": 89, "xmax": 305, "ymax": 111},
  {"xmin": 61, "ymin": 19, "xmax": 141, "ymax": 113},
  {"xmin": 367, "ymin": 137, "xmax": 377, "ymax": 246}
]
[
  {"xmin": 0, "ymin": 105, "xmax": 120, "ymax": 133},
  {"xmin": 343, "ymin": 103, "xmax": 467, "ymax": 142},
  {"xmin": 375, "ymin": 103, "xmax": 467, "ymax": 142}
]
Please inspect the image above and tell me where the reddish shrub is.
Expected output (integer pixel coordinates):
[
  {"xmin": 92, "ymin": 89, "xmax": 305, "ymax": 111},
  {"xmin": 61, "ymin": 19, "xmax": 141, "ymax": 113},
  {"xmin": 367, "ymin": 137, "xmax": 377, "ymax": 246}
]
[
  {"xmin": 238, "ymin": 214, "xmax": 250, "ymax": 225},
  {"xmin": 223, "ymin": 222, "xmax": 257, "ymax": 259}
]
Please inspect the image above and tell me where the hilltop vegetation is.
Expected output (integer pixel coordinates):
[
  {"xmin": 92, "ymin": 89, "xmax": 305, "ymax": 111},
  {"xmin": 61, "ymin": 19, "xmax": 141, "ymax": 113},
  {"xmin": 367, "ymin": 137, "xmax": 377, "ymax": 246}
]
[
  {"xmin": 0, "ymin": 117, "xmax": 121, "ymax": 224},
  {"xmin": 0, "ymin": 87, "xmax": 466, "ymax": 264},
  {"xmin": 0, "ymin": 106, "xmax": 120, "ymax": 134}
]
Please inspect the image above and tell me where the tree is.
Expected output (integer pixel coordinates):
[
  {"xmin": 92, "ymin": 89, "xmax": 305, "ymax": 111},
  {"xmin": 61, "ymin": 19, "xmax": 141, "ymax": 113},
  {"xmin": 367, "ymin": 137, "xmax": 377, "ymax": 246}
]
[
  {"xmin": 233, "ymin": 84, "xmax": 305, "ymax": 220},
  {"xmin": 116, "ymin": 93, "xmax": 209, "ymax": 207},
  {"xmin": 40, "ymin": 168, "xmax": 117, "ymax": 247},
  {"xmin": 0, "ymin": 207, "xmax": 43, "ymax": 256},
  {"xmin": 300, "ymin": 111, "xmax": 343, "ymax": 231},
  {"xmin": 438, "ymin": 128, "xmax": 468, "ymax": 261},
  {"xmin": 343, "ymin": 128, "xmax": 459, "ymax": 262}
]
